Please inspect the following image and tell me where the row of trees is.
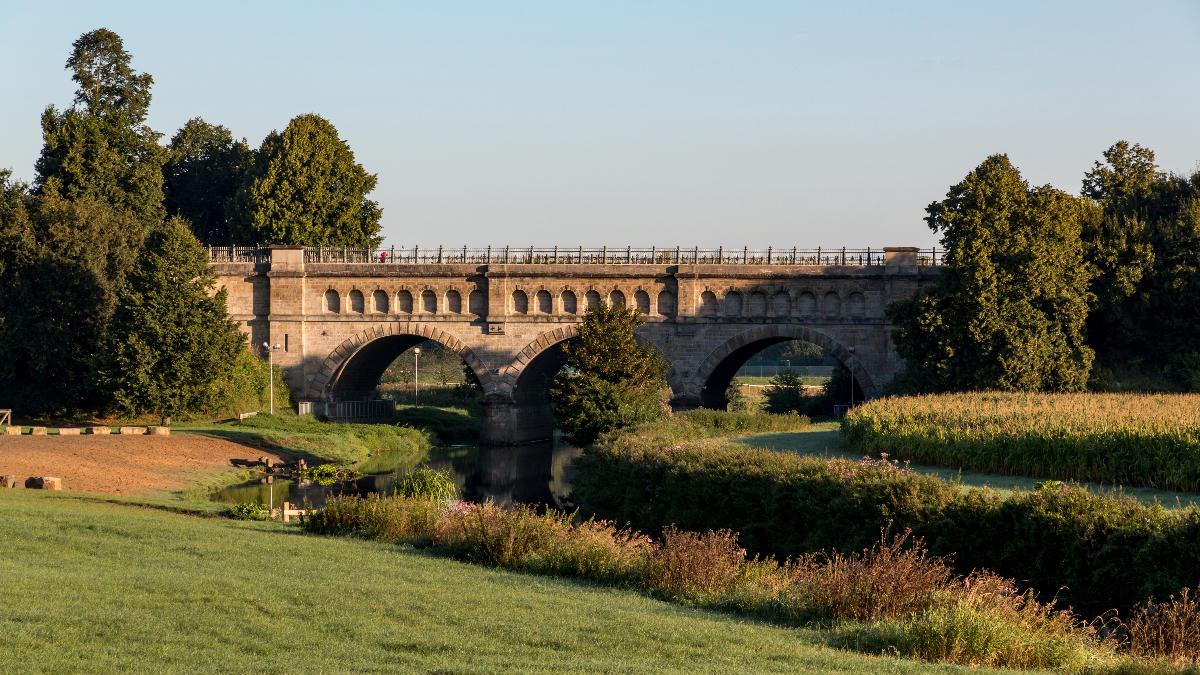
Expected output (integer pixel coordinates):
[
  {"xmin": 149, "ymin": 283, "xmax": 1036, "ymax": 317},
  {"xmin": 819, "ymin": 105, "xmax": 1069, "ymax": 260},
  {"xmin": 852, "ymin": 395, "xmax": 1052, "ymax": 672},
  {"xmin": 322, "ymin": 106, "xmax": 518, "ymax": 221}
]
[
  {"xmin": 889, "ymin": 145, "xmax": 1200, "ymax": 393},
  {"xmin": 164, "ymin": 114, "xmax": 382, "ymax": 246},
  {"xmin": 0, "ymin": 28, "xmax": 366, "ymax": 418}
]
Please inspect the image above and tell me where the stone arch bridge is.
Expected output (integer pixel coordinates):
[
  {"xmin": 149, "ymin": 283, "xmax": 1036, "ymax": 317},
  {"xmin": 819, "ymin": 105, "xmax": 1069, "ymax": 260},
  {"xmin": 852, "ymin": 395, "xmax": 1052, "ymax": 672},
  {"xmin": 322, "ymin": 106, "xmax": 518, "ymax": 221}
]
[{"xmin": 211, "ymin": 245, "xmax": 939, "ymax": 444}]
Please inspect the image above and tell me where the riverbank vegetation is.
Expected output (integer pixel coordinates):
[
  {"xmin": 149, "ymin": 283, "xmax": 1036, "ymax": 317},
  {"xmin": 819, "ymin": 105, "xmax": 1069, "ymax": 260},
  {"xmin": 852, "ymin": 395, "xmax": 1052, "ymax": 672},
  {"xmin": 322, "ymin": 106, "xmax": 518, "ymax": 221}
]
[
  {"xmin": 840, "ymin": 392, "xmax": 1200, "ymax": 491},
  {"xmin": 572, "ymin": 412, "xmax": 1200, "ymax": 619},
  {"xmin": 310, "ymin": 495, "xmax": 1129, "ymax": 672},
  {"xmin": 183, "ymin": 414, "xmax": 432, "ymax": 466},
  {"xmin": 2, "ymin": 490, "xmax": 958, "ymax": 675}
]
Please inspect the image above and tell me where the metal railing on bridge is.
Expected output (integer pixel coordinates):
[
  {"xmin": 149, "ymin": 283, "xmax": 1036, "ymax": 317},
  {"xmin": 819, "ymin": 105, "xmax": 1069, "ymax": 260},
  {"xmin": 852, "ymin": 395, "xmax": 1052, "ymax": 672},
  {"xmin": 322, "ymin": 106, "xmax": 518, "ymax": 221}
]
[
  {"xmin": 209, "ymin": 246, "xmax": 943, "ymax": 267},
  {"xmin": 206, "ymin": 246, "xmax": 272, "ymax": 264}
]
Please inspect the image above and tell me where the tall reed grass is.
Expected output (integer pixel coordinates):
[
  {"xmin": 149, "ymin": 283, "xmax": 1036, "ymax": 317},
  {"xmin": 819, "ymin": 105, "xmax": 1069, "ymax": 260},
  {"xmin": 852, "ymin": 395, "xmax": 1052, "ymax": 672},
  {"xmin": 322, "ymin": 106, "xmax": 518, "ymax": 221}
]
[{"xmin": 841, "ymin": 393, "xmax": 1200, "ymax": 491}]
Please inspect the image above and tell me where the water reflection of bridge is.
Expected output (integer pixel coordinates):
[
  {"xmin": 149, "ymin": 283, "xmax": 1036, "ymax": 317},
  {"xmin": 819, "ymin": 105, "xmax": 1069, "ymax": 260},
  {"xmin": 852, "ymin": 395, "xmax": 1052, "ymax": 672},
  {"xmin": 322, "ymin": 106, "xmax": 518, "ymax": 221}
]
[{"xmin": 211, "ymin": 245, "xmax": 938, "ymax": 444}]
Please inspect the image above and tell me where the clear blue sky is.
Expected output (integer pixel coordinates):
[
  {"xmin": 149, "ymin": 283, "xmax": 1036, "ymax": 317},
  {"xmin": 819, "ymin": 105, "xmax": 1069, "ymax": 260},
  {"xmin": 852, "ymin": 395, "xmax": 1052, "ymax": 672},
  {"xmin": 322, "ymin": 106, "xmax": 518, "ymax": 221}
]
[{"xmin": 3, "ymin": 1, "xmax": 1199, "ymax": 248}]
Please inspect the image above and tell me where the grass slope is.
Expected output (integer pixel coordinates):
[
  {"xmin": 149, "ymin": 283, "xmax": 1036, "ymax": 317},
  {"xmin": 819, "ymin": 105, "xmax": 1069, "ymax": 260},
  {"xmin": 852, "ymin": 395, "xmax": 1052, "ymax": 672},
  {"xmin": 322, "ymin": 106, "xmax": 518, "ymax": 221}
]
[
  {"xmin": 0, "ymin": 490, "xmax": 1001, "ymax": 674},
  {"xmin": 735, "ymin": 424, "xmax": 1200, "ymax": 509}
]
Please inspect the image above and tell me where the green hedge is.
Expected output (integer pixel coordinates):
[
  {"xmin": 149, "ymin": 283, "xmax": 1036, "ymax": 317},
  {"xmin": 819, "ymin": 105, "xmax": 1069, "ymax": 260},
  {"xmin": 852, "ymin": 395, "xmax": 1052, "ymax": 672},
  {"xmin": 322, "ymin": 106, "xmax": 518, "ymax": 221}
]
[{"xmin": 572, "ymin": 431, "xmax": 1200, "ymax": 615}]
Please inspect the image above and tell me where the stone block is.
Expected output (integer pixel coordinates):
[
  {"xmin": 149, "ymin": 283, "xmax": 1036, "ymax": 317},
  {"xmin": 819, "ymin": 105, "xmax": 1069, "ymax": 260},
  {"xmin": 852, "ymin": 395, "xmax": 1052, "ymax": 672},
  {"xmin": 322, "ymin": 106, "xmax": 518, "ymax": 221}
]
[
  {"xmin": 119, "ymin": 426, "xmax": 146, "ymax": 435},
  {"xmin": 29, "ymin": 427, "xmax": 47, "ymax": 436},
  {"xmin": 1, "ymin": 475, "xmax": 17, "ymax": 488},
  {"xmin": 25, "ymin": 476, "xmax": 62, "ymax": 490},
  {"xmin": 58, "ymin": 428, "xmax": 81, "ymax": 435},
  {"xmin": 86, "ymin": 426, "xmax": 112, "ymax": 435},
  {"xmin": 147, "ymin": 426, "xmax": 170, "ymax": 436},
  {"xmin": 3, "ymin": 426, "xmax": 20, "ymax": 435}
]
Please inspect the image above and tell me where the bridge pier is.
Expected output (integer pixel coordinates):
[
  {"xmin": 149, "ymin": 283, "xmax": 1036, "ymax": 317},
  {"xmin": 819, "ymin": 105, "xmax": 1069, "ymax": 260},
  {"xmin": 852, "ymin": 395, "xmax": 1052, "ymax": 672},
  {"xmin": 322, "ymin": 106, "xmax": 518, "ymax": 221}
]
[{"xmin": 480, "ymin": 394, "xmax": 556, "ymax": 446}]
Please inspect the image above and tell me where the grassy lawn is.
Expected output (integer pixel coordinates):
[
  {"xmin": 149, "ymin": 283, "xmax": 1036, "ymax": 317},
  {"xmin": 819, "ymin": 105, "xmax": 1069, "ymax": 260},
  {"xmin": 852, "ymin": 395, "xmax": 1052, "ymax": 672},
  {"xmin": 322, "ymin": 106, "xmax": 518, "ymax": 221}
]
[
  {"xmin": 733, "ymin": 375, "xmax": 828, "ymax": 387},
  {"xmin": 736, "ymin": 423, "xmax": 1200, "ymax": 509},
  {"xmin": 0, "ymin": 490, "xmax": 1002, "ymax": 674}
]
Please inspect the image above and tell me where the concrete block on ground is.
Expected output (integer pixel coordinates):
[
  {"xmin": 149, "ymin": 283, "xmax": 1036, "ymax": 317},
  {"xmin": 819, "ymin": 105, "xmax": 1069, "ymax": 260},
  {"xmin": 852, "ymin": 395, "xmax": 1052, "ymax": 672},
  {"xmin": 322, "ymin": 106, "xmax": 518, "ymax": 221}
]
[
  {"xmin": 119, "ymin": 426, "xmax": 146, "ymax": 435},
  {"xmin": 147, "ymin": 426, "xmax": 170, "ymax": 436},
  {"xmin": 58, "ymin": 428, "xmax": 81, "ymax": 435},
  {"xmin": 86, "ymin": 426, "xmax": 111, "ymax": 435},
  {"xmin": 1, "ymin": 475, "xmax": 18, "ymax": 488},
  {"xmin": 3, "ymin": 426, "xmax": 20, "ymax": 435},
  {"xmin": 25, "ymin": 476, "xmax": 62, "ymax": 490},
  {"xmin": 29, "ymin": 427, "xmax": 47, "ymax": 436}
]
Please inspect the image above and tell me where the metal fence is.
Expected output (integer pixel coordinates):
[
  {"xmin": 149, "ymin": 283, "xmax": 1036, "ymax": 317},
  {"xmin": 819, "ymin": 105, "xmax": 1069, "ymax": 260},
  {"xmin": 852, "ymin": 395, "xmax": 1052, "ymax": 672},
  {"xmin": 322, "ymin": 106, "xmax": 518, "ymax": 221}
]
[
  {"xmin": 211, "ymin": 246, "xmax": 943, "ymax": 267},
  {"xmin": 206, "ymin": 246, "xmax": 272, "ymax": 264},
  {"xmin": 303, "ymin": 399, "xmax": 395, "ymax": 423}
]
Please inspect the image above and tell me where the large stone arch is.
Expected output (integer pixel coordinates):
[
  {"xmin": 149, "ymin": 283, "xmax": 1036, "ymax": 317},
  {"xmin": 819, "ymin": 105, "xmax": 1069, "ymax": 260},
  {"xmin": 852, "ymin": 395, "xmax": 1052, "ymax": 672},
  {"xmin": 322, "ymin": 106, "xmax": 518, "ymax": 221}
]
[
  {"xmin": 311, "ymin": 323, "xmax": 495, "ymax": 400},
  {"xmin": 690, "ymin": 325, "xmax": 879, "ymax": 408},
  {"xmin": 501, "ymin": 325, "xmax": 688, "ymax": 399}
]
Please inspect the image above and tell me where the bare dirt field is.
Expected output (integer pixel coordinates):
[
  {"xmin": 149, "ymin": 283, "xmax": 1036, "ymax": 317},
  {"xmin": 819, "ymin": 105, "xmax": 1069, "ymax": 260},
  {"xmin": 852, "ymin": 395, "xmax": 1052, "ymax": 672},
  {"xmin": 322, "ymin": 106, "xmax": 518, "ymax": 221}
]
[{"xmin": 0, "ymin": 434, "xmax": 279, "ymax": 495}]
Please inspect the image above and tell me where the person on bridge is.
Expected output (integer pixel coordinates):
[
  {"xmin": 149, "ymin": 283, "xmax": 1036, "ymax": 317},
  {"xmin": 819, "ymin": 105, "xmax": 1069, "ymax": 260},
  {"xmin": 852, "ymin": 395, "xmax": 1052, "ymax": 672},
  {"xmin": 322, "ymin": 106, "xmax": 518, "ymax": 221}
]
[{"xmin": 380, "ymin": 251, "xmax": 388, "ymax": 263}]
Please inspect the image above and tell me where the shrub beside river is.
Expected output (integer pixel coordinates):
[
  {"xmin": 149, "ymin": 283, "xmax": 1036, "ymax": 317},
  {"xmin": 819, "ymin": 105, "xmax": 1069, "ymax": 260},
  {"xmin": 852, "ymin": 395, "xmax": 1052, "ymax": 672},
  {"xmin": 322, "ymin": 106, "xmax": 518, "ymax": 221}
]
[{"xmin": 572, "ymin": 411, "xmax": 1200, "ymax": 617}]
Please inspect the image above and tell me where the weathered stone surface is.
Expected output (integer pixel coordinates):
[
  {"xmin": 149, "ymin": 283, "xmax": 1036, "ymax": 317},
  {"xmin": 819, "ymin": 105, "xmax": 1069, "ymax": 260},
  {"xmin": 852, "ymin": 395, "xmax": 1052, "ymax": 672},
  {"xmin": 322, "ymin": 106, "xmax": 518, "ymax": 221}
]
[
  {"xmin": 147, "ymin": 426, "xmax": 170, "ymax": 436},
  {"xmin": 1, "ymin": 475, "xmax": 18, "ymax": 488},
  {"xmin": 119, "ymin": 426, "xmax": 146, "ymax": 435},
  {"xmin": 29, "ymin": 427, "xmax": 47, "ymax": 436},
  {"xmin": 86, "ymin": 426, "xmax": 112, "ymax": 435},
  {"xmin": 57, "ymin": 428, "xmax": 81, "ymax": 435},
  {"xmin": 3, "ymin": 426, "xmax": 20, "ymax": 435},
  {"xmin": 25, "ymin": 476, "xmax": 62, "ymax": 490},
  {"xmin": 214, "ymin": 245, "xmax": 939, "ymax": 443}
]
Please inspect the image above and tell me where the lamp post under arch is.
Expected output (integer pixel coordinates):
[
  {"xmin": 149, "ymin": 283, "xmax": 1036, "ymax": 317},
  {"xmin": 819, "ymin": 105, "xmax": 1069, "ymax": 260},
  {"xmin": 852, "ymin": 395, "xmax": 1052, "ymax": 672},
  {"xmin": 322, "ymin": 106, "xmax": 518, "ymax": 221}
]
[{"xmin": 263, "ymin": 342, "xmax": 282, "ymax": 414}]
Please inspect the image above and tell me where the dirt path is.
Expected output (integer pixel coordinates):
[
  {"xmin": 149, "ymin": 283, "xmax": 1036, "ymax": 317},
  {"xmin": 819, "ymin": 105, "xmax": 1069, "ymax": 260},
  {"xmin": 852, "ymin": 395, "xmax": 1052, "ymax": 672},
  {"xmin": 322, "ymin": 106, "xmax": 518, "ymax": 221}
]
[{"xmin": 0, "ymin": 434, "xmax": 280, "ymax": 495}]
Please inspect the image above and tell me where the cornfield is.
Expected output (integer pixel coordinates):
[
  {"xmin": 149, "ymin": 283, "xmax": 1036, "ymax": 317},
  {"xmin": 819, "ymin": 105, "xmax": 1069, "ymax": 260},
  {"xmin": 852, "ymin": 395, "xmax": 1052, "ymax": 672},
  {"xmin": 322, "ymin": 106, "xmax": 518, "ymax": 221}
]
[{"xmin": 841, "ymin": 392, "xmax": 1200, "ymax": 492}]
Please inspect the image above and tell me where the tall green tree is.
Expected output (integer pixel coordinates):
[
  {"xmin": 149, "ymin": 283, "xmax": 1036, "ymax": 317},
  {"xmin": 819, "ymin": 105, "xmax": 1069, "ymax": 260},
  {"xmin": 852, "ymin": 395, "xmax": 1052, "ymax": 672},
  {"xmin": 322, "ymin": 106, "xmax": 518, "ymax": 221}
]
[
  {"xmin": 549, "ymin": 304, "xmax": 669, "ymax": 444},
  {"xmin": 888, "ymin": 154, "xmax": 1094, "ymax": 392},
  {"xmin": 232, "ymin": 114, "xmax": 382, "ymax": 246},
  {"xmin": 0, "ymin": 28, "xmax": 163, "ymax": 415},
  {"xmin": 163, "ymin": 118, "xmax": 254, "ymax": 244},
  {"xmin": 1079, "ymin": 141, "xmax": 1158, "ymax": 355},
  {"xmin": 0, "ymin": 190, "xmax": 138, "ymax": 414},
  {"xmin": 34, "ymin": 28, "xmax": 165, "ymax": 230},
  {"xmin": 104, "ymin": 218, "xmax": 244, "ymax": 417}
]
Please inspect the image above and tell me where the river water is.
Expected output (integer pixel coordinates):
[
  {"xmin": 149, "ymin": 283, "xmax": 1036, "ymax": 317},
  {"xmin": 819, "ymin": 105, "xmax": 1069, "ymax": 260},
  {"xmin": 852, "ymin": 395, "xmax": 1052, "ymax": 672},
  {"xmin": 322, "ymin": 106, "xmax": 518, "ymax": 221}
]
[{"xmin": 211, "ymin": 440, "xmax": 582, "ymax": 510}]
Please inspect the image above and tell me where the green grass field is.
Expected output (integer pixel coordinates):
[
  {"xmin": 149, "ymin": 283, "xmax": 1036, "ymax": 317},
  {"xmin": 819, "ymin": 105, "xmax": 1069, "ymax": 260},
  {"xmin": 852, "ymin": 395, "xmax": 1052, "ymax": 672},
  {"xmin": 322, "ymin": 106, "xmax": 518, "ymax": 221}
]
[
  {"xmin": 0, "ymin": 490, "xmax": 1007, "ymax": 674},
  {"xmin": 735, "ymin": 423, "xmax": 1200, "ymax": 509}
]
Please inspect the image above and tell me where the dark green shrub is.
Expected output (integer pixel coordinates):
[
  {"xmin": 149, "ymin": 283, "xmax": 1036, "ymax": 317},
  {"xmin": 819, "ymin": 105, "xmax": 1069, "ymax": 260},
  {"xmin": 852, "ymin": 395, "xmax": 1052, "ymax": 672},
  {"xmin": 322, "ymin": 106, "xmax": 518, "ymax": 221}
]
[
  {"xmin": 762, "ymin": 369, "xmax": 807, "ymax": 415},
  {"xmin": 572, "ymin": 430, "xmax": 1200, "ymax": 616},
  {"xmin": 225, "ymin": 502, "xmax": 271, "ymax": 520}
]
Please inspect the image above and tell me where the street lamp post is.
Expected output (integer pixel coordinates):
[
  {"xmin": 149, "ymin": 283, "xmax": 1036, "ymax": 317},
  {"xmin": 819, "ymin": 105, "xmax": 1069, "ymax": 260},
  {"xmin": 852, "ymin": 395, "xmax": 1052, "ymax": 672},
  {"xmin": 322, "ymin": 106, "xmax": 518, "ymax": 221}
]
[
  {"xmin": 413, "ymin": 347, "xmax": 421, "ymax": 406},
  {"xmin": 847, "ymin": 346, "xmax": 856, "ymax": 409},
  {"xmin": 263, "ymin": 342, "xmax": 282, "ymax": 414}
]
